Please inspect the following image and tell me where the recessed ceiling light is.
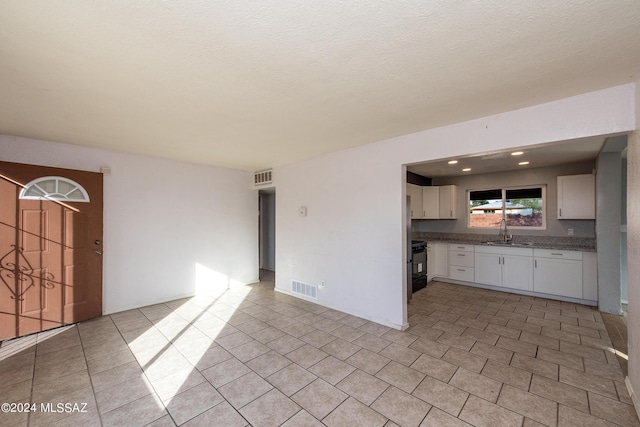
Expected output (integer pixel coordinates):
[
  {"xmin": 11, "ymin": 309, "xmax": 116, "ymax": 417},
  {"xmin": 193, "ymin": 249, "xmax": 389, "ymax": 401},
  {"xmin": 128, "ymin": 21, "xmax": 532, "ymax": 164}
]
[
  {"xmin": 518, "ymin": 161, "xmax": 530, "ymax": 166},
  {"xmin": 447, "ymin": 160, "xmax": 458, "ymax": 165},
  {"xmin": 462, "ymin": 168, "xmax": 471, "ymax": 172},
  {"xmin": 511, "ymin": 151, "xmax": 524, "ymax": 156}
]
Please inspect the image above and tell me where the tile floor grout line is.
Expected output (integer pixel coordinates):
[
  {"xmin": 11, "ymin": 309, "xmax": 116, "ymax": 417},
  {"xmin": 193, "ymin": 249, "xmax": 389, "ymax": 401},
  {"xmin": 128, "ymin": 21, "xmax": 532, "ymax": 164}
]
[
  {"xmin": 78, "ymin": 322, "xmax": 104, "ymax": 427},
  {"xmin": 4, "ymin": 280, "xmax": 638, "ymax": 426}
]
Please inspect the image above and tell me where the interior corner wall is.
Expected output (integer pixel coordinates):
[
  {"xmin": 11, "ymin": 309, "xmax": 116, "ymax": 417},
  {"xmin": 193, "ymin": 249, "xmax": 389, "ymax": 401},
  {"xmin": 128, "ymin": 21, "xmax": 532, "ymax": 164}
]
[
  {"xmin": 0, "ymin": 135, "xmax": 259, "ymax": 314},
  {"xmin": 274, "ymin": 84, "xmax": 636, "ymax": 330},
  {"xmin": 627, "ymin": 80, "xmax": 640, "ymax": 414}
]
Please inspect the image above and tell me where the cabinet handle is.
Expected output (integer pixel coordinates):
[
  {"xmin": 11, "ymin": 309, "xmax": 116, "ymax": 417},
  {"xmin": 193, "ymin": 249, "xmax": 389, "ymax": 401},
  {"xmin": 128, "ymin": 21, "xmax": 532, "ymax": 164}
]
[
  {"xmin": 450, "ymin": 210, "xmax": 453, "ymax": 217},
  {"xmin": 498, "ymin": 257, "xmax": 501, "ymax": 265},
  {"xmin": 559, "ymin": 208, "xmax": 562, "ymax": 217},
  {"xmin": 457, "ymin": 254, "xmax": 465, "ymax": 257},
  {"xmin": 457, "ymin": 268, "xmax": 465, "ymax": 272},
  {"xmin": 502, "ymin": 256, "xmax": 505, "ymax": 264},
  {"xmin": 551, "ymin": 253, "xmax": 563, "ymax": 256},
  {"xmin": 535, "ymin": 260, "xmax": 537, "ymax": 268}
]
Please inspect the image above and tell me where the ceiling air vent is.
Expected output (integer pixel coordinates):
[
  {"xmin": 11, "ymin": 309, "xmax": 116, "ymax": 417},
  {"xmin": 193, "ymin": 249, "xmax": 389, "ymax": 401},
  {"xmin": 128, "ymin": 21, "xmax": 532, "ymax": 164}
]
[
  {"xmin": 254, "ymin": 169, "xmax": 273, "ymax": 186},
  {"xmin": 291, "ymin": 280, "xmax": 317, "ymax": 299}
]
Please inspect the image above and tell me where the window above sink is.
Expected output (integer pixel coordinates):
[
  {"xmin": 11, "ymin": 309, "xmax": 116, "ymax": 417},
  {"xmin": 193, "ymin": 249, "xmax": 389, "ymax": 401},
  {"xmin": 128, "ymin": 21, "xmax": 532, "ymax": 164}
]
[{"xmin": 469, "ymin": 185, "xmax": 546, "ymax": 230}]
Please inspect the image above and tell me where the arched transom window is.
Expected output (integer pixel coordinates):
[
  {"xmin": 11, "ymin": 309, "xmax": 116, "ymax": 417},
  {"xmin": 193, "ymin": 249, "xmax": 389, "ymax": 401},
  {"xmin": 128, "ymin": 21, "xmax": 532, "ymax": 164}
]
[{"xmin": 19, "ymin": 176, "xmax": 90, "ymax": 202}]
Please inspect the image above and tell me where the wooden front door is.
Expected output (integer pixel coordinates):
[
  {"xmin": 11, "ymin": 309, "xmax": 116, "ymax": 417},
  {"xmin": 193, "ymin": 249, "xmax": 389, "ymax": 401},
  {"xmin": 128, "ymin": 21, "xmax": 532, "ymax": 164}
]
[{"xmin": 0, "ymin": 161, "xmax": 103, "ymax": 340}]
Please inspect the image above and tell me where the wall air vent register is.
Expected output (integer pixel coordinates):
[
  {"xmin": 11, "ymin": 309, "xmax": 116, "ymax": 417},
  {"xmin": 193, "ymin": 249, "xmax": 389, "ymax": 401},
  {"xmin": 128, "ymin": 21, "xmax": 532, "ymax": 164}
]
[
  {"xmin": 291, "ymin": 280, "xmax": 317, "ymax": 299},
  {"xmin": 254, "ymin": 169, "xmax": 273, "ymax": 186}
]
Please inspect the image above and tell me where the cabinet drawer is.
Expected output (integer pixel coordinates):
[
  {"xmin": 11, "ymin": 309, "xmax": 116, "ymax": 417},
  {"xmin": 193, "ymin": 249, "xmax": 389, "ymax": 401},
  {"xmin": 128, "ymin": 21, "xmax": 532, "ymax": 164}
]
[
  {"xmin": 450, "ymin": 266, "xmax": 475, "ymax": 282},
  {"xmin": 449, "ymin": 244, "xmax": 474, "ymax": 253},
  {"xmin": 449, "ymin": 251, "xmax": 475, "ymax": 267},
  {"xmin": 534, "ymin": 249, "xmax": 582, "ymax": 260}
]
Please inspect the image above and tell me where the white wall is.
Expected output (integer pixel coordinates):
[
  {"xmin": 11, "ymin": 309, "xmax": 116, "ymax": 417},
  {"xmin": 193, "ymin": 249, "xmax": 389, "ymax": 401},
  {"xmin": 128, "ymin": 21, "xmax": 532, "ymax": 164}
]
[
  {"xmin": 275, "ymin": 84, "xmax": 637, "ymax": 329},
  {"xmin": 276, "ymin": 151, "xmax": 404, "ymax": 328},
  {"xmin": 627, "ymin": 79, "xmax": 640, "ymax": 414},
  {"xmin": 0, "ymin": 135, "xmax": 258, "ymax": 314}
]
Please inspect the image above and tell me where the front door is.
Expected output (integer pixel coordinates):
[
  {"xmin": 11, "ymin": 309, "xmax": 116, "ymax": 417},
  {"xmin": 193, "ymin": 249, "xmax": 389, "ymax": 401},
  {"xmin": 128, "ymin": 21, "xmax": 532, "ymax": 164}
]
[{"xmin": 0, "ymin": 161, "xmax": 103, "ymax": 340}]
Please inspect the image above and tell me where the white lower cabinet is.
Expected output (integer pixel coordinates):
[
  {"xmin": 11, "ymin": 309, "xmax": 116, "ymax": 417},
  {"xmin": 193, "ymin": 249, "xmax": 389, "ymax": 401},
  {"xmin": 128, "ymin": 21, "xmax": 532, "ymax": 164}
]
[
  {"xmin": 533, "ymin": 249, "xmax": 583, "ymax": 299},
  {"xmin": 433, "ymin": 243, "xmax": 449, "ymax": 278},
  {"xmin": 582, "ymin": 252, "xmax": 598, "ymax": 301},
  {"xmin": 430, "ymin": 242, "xmax": 596, "ymax": 304},
  {"xmin": 474, "ymin": 252, "xmax": 502, "ymax": 286},
  {"xmin": 474, "ymin": 246, "xmax": 533, "ymax": 291},
  {"xmin": 450, "ymin": 245, "xmax": 474, "ymax": 282},
  {"xmin": 502, "ymin": 254, "xmax": 534, "ymax": 291},
  {"xmin": 427, "ymin": 244, "xmax": 435, "ymax": 282}
]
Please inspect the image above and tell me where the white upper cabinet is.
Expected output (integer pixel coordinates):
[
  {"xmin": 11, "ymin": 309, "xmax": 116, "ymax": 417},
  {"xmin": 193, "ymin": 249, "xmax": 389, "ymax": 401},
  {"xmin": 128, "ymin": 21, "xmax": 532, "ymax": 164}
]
[
  {"xmin": 410, "ymin": 184, "xmax": 457, "ymax": 220},
  {"xmin": 557, "ymin": 174, "xmax": 595, "ymax": 219},
  {"xmin": 422, "ymin": 186, "xmax": 440, "ymax": 219},
  {"xmin": 407, "ymin": 183, "xmax": 424, "ymax": 219},
  {"xmin": 438, "ymin": 185, "xmax": 458, "ymax": 219}
]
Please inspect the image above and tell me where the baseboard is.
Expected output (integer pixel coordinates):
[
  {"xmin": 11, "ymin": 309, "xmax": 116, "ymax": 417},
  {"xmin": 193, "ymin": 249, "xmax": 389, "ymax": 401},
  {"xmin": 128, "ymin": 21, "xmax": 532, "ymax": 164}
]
[{"xmin": 626, "ymin": 377, "xmax": 640, "ymax": 419}]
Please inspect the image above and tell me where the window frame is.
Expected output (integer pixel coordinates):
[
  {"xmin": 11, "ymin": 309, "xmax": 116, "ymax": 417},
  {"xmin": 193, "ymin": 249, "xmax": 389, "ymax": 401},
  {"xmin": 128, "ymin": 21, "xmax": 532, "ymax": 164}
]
[
  {"xmin": 19, "ymin": 176, "xmax": 91, "ymax": 203},
  {"xmin": 467, "ymin": 185, "xmax": 546, "ymax": 230}
]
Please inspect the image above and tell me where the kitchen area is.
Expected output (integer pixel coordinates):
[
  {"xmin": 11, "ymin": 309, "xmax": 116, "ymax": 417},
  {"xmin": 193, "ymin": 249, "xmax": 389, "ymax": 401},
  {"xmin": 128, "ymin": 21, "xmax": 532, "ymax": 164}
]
[{"xmin": 405, "ymin": 135, "xmax": 628, "ymax": 315}]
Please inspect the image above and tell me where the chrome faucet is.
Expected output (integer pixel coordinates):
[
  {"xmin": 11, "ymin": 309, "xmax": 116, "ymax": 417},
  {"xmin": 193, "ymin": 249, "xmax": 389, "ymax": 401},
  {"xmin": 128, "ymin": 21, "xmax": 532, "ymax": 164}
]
[{"xmin": 499, "ymin": 218, "xmax": 512, "ymax": 243}]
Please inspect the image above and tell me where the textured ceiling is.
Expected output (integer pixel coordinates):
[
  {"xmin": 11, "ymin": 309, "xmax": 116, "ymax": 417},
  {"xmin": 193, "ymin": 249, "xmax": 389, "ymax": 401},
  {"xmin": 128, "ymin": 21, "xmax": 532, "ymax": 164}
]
[{"xmin": 1, "ymin": 1, "xmax": 639, "ymax": 171}]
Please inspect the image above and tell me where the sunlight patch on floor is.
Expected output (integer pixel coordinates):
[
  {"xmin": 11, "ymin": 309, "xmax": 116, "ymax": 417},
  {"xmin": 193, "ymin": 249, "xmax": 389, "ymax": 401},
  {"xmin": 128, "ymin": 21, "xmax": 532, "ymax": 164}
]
[{"xmin": 124, "ymin": 264, "xmax": 250, "ymax": 404}]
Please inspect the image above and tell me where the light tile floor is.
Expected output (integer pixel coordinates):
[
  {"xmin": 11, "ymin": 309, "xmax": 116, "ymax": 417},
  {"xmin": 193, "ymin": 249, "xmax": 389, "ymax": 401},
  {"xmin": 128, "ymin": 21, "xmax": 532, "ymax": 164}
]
[{"xmin": 1, "ymin": 280, "xmax": 638, "ymax": 427}]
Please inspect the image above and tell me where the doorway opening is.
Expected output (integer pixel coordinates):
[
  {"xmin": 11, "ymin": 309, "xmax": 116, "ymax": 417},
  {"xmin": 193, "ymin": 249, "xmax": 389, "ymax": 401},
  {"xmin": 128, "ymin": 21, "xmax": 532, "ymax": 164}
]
[{"xmin": 259, "ymin": 189, "xmax": 275, "ymax": 282}]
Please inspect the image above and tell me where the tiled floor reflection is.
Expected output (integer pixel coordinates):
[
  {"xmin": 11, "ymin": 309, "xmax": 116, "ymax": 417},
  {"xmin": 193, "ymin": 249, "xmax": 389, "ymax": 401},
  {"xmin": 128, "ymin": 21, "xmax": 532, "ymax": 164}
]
[{"xmin": 0, "ymin": 280, "xmax": 638, "ymax": 426}]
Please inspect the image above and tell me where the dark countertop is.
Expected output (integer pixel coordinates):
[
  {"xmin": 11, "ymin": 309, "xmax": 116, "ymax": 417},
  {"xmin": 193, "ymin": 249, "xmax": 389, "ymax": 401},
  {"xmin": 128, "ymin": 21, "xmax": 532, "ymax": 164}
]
[{"xmin": 414, "ymin": 232, "xmax": 596, "ymax": 252}]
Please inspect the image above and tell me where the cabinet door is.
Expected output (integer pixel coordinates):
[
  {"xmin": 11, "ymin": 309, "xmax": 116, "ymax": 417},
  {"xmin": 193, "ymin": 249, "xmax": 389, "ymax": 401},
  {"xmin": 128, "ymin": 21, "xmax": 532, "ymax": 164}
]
[
  {"xmin": 475, "ymin": 252, "xmax": 502, "ymax": 286},
  {"xmin": 439, "ymin": 185, "xmax": 458, "ymax": 219},
  {"xmin": 582, "ymin": 252, "xmax": 598, "ymax": 301},
  {"xmin": 433, "ymin": 243, "xmax": 449, "ymax": 278},
  {"xmin": 502, "ymin": 255, "xmax": 533, "ymax": 291},
  {"xmin": 534, "ymin": 257, "xmax": 582, "ymax": 298},
  {"xmin": 427, "ymin": 244, "xmax": 435, "ymax": 282},
  {"xmin": 422, "ymin": 186, "xmax": 440, "ymax": 219},
  {"xmin": 557, "ymin": 174, "xmax": 595, "ymax": 219},
  {"xmin": 408, "ymin": 184, "xmax": 424, "ymax": 219}
]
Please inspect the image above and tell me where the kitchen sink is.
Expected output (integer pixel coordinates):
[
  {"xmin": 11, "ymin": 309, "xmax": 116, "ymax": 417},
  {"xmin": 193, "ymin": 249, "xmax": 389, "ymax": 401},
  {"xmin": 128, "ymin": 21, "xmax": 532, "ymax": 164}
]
[{"xmin": 483, "ymin": 241, "xmax": 534, "ymax": 247}]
